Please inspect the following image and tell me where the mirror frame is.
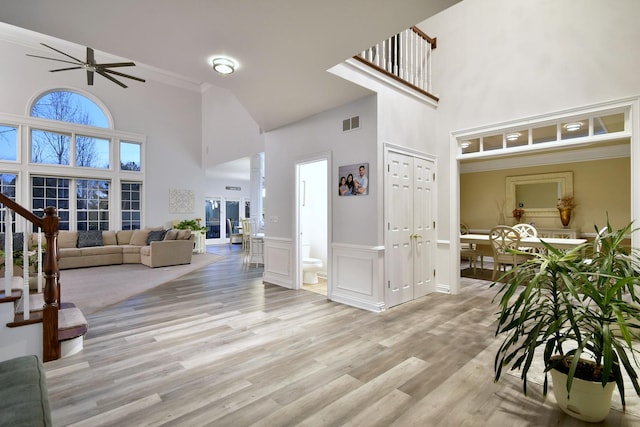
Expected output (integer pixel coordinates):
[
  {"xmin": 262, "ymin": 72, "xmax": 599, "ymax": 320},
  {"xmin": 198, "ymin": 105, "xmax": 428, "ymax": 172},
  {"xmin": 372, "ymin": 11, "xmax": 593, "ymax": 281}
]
[{"xmin": 506, "ymin": 172, "xmax": 573, "ymax": 218}]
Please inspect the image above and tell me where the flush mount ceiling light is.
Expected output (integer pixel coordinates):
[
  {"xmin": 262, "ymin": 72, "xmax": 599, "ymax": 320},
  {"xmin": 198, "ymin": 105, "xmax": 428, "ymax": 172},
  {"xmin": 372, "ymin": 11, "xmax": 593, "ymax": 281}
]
[
  {"xmin": 212, "ymin": 57, "xmax": 236, "ymax": 74},
  {"xmin": 505, "ymin": 132, "xmax": 521, "ymax": 141},
  {"xmin": 460, "ymin": 141, "xmax": 471, "ymax": 149},
  {"xmin": 564, "ymin": 121, "xmax": 583, "ymax": 132}
]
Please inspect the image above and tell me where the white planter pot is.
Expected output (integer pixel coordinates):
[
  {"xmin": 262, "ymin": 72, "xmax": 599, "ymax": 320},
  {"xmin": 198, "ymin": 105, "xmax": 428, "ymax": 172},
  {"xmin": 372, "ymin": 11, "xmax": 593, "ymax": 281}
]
[{"xmin": 550, "ymin": 367, "xmax": 616, "ymax": 422}]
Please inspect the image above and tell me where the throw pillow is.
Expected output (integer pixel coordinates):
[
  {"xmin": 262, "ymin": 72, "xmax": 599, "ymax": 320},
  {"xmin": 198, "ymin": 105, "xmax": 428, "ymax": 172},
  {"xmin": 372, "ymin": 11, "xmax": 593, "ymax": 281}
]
[
  {"xmin": 58, "ymin": 231, "xmax": 79, "ymax": 249},
  {"xmin": 116, "ymin": 230, "xmax": 134, "ymax": 245},
  {"xmin": 177, "ymin": 230, "xmax": 192, "ymax": 240},
  {"xmin": 77, "ymin": 230, "xmax": 103, "ymax": 248},
  {"xmin": 146, "ymin": 229, "xmax": 167, "ymax": 245},
  {"xmin": 164, "ymin": 229, "xmax": 178, "ymax": 240},
  {"xmin": 0, "ymin": 232, "xmax": 24, "ymax": 250},
  {"xmin": 102, "ymin": 231, "xmax": 117, "ymax": 246},
  {"xmin": 129, "ymin": 229, "xmax": 150, "ymax": 246}
]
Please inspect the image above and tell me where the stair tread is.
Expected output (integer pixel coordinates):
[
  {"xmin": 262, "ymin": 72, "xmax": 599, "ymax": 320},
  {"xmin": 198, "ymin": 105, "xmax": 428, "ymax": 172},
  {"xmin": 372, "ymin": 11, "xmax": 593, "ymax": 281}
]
[{"xmin": 14, "ymin": 293, "xmax": 44, "ymax": 314}]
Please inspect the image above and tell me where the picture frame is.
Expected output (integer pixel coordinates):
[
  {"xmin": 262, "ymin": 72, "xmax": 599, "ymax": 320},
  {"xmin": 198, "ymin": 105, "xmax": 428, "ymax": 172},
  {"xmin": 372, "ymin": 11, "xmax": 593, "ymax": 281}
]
[{"xmin": 338, "ymin": 163, "xmax": 369, "ymax": 196}]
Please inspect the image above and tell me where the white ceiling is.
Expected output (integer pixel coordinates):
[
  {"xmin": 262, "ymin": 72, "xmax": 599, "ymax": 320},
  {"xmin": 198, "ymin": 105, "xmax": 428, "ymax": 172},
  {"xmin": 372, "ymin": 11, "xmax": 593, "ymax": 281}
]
[
  {"xmin": 0, "ymin": 0, "xmax": 459, "ymax": 132},
  {"xmin": 0, "ymin": 1, "xmax": 460, "ymax": 181}
]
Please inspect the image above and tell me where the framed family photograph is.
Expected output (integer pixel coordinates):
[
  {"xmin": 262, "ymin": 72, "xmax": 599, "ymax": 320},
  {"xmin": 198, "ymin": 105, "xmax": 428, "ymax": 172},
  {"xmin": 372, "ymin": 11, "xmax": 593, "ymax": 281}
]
[{"xmin": 338, "ymin": 163, "xmax": 369, "ymax": 196}]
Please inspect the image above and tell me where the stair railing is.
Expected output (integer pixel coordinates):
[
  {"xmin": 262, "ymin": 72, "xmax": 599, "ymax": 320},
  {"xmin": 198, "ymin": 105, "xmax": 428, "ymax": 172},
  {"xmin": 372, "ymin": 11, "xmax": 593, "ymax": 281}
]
[
  {"xmin": 354, "ymin": 26, "xmax": 438, "ymax": 101},
  {"xmin": 0, "ymin": 193, "xmax": 60, "ymax": 362}
]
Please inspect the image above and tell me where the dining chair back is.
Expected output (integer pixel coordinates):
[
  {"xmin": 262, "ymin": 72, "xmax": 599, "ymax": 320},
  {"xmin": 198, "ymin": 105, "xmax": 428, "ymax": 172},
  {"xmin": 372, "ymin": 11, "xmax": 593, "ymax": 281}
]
[
  {"xmin": 489, "ymin": 225, "xmax": 531, "ymax": 280},
  {"xmin": 460, "ymin": 223, "xmax": 483, "ymax": 275},
  {"xmin": 227, "ymin": 218, "xmax": 243, "ymax": 248}
]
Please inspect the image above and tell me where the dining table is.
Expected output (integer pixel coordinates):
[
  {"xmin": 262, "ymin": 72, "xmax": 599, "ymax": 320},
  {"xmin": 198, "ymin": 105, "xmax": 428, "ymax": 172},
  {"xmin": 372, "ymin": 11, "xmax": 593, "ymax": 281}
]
[{"xmin": 460, "ymin": 233, "xmax": 587, "ymax": 251}]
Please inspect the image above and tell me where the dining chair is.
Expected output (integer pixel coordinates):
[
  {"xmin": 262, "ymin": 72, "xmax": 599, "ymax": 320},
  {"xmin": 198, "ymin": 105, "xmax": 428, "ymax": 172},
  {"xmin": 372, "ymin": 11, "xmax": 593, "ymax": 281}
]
[
  {"xmin": 460, "ymin": 223, "xmax": 483, "ymax": 276},
  {"xmin": 513, "ymin": 223, "xmax": 538, "ymax": 253},
  {"xmin": 489, "ymin": 225, "xmax": 531, "ymax": 280},
  {"xmin": 227, "ymin": 218, "xmax": 243, "ymax": 248}
]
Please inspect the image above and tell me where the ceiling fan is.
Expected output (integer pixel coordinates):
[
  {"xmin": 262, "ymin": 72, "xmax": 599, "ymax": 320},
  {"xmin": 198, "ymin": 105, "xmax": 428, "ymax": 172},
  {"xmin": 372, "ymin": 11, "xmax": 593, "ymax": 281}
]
[{"xmin": 27, "ymin": 43, "xmax": 145, "ymax": 88}]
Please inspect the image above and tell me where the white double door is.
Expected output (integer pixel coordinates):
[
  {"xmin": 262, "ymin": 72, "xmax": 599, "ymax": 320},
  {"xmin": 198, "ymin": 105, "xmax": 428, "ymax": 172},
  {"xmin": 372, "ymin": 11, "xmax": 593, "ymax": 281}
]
[{"xmin": 386, "ymin": 151, "xmax": 435, "ymax": 308}]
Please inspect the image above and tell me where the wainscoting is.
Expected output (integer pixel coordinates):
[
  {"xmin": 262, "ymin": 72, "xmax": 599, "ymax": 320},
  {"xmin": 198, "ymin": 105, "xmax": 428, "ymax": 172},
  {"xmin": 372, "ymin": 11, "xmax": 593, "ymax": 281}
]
[{"xmin": 263, "ymin": 238, "xmax": 386, "ymax": 311}]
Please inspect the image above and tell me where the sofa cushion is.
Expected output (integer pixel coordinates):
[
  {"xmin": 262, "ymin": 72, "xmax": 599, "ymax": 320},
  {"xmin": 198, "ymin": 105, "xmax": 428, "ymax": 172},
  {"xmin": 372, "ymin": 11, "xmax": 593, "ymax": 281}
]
[
  {"xmin": 164, "ymin": 229, "xmax": 178, "ymax": 240},
  {"xmin": 58, "ymin": 231, "xmax": 79, "ymax": 249},
  {"xmin": 140, "ymin": 245, "xmax": 151, "ymax": 256},
  {"xmin": 79, "ymin": 246, "xmax": 122, "ymax": 256},
  {"xmin": 116, "ymin": 230, "xmax": 134, "ymax": 245},
  {"xmin": 58, "ymin": 247, "xmax": 82, "ymax": 257},
  {"xmin": 145, "ymin": 226, "xmax": 164, "ymax": 231},
  {"xmin": 130, "ymin": 230, "xmax": 150, "ymax": 246},
  {"xmin": 77, "ymin": 230, "xmax": 103, "ymax": 248},
  {"xmin": 146, "ymin": 229, "xmax": 167, "ymax": 244},
  {"xmin": 0, "ymin": 232, "xmax": 24, "ymax": 250},
  {"xmin": 102, "ymin": 231, "xmax": 117, "ymax": 246},
  {"xmin": 177, "ymin": 230, "xmax": 192, "ymax": 240}
]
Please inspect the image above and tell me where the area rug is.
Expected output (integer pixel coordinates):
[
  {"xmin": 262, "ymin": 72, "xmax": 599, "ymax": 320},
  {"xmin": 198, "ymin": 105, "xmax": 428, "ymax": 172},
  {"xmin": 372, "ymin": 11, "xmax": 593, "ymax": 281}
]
[{"xmin": 58, "ymin": 253, "xmax": 223, "ymax": 315}]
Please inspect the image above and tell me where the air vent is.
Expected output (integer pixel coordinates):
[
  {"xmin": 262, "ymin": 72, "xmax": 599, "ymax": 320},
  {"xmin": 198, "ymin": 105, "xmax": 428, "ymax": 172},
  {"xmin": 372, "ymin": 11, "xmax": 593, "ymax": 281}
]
[{"xmin": 342, "ymin": 116, "xmax": 360, "ymax": 132}]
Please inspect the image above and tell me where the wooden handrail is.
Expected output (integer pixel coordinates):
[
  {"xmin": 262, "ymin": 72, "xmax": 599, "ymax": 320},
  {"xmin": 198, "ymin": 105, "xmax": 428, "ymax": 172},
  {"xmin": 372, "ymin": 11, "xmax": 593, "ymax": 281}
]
[
  {"xmin": 0, "ymin": 193, "xmax": 60, "ymax": 362},
  {"xmin": 411, "ymin": 26, "xmax": 437, "ymax": 49}
]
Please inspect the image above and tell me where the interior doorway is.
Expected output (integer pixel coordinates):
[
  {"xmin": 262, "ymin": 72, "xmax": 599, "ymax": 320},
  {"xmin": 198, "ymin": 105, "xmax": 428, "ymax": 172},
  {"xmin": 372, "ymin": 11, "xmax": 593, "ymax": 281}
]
[
  {"xmin": 204, "ymin": 197, "xmax": 248, "ymax": 245},
  {"xmin": 295, "ymin": 155, "xmax": 330, "ymax": 294}
]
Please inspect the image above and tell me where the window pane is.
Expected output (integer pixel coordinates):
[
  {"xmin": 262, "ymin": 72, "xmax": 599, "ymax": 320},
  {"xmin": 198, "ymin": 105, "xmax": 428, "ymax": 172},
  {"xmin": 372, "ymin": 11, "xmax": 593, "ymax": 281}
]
[
  {"xmin": 31, "ymin": 91, "xmax": 109, "ymax": 128},
  {"xmin": 32, "ymin": 176, "xmax": 70, "ymax": 230},
  {"xmin": 0, "ymin": 125, "xmax": 18, "ymax": 161},
  {"xmin": 482, "ymin": 135, "xmax": 503, "ymax": 151},
  {"xmin": 77, "ymin": 136, "xmax": 110, "ymax": 168},
  {"xmin": 594, "ymin": 113, "xmax": 625, "ymax": 135},
  {"xmin": 77, "ymin": 179, "xmax": 110, "ymax": 230},
  {"xmin": 532, "ymin": 125, "xmax": 557, "ymax": 144},
  {"xmin": 31, "ymin": 129, "xmax": 70, "ymax": 165},
  {"xmin": 0, "ymin": 174, "xmax": 17, "ymax": 232},
  {"xmin": 205, "ymin": 198, "xmax": 220, "ymax": 239},
  {"xmin": 120, "ymin": 141, "xmax": 141, "ymax": 171},
  {"xmin": 121, "ymin": 181, "xmax": 142, "ymax": 230}
]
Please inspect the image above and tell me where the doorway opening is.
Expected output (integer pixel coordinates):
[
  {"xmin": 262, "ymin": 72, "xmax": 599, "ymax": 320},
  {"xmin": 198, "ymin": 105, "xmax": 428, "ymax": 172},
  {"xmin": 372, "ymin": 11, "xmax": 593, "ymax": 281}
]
[
  {"xmin": 296, "ymin": 155, "xmax": 330, "ymax": 295},
  {"xmin": 204, "ymin": 197, "xmax": 249, "ymax": 245}
]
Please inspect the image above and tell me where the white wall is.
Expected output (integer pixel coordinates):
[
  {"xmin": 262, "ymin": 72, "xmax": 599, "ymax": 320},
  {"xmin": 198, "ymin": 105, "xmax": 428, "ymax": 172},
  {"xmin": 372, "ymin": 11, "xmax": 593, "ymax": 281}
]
[
  {"xmin": 424, "ymin": 0, "xmax": 640, "ymax": 236},
  {"xmin": 0, "ymin": 37, "xmax": 206, "ymax": 228},
  {"xmin": 264, "ymin": 95, "xmax": 377, "ymax": 244},
  {"xmin": 203, "ymin": 176, "xmax": 251, "ymax": 200},
  {"xmin": 201, "ymin": 85, "xmax": 264, "ymax": 168}
]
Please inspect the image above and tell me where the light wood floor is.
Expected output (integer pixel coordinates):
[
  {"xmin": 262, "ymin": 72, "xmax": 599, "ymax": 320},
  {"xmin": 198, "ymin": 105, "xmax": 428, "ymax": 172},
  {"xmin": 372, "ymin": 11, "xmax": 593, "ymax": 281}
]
[{"xmin": 43, "ymin": 247, "xmax": 640, "ymax": 426}]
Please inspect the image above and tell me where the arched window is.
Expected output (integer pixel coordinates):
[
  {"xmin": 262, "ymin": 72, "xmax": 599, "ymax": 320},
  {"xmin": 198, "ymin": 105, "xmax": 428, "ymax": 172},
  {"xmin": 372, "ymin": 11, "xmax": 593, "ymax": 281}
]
[
  {"xmin": 0, "ymin": 89, "xmax": 146, "ymax": 231},
  {"xmin": 31, "ymin": 90, "xmax": 110, "ymax": 128}
]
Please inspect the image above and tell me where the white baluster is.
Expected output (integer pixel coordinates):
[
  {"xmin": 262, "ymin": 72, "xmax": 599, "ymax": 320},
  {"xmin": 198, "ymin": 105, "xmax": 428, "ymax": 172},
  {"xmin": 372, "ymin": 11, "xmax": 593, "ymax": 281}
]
[
  {"xmin": 426, "ymin": 41, "xmax": 432, "ymax": 93},
  {"xmin": 4, "ymin": 209, "xmax": 12, "ymax": 296},
  {"xmin": 22, "ymin": 218, "xmax": 29, "ymax": 320},
  {"xmin": 37, "ymin": 229, "xmax": 42, "ymax": 293}
]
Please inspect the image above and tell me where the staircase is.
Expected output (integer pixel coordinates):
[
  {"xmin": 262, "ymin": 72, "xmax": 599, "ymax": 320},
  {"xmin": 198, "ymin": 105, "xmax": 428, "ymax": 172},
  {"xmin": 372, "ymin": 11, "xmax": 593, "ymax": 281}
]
[{"xmin": 0, "ymin": 194, "xmax": 88, "ymax": 363}]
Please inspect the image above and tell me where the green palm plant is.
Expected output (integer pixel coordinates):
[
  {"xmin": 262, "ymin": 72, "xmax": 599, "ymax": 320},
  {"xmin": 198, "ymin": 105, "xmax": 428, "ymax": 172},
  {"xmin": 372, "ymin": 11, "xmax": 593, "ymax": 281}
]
[{"xmin": 492, "ymin": 220, "xmax": 640, "ymax": 414}]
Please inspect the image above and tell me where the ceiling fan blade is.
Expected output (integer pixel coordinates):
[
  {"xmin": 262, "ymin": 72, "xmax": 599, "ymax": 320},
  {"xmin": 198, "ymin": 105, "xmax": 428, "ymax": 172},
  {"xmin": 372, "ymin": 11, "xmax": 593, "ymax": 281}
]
[
  {"xmin": 26, "ymin": 54, "xmax": 81, "ymax": 66},
  {"xmin": 101, "ymin": 68, "xmax": 146, "ymax": 83},
  {"xmin": 49, "ymin": 66, "xmax": 83, "ymax": 72},
  {"xmin": 86, "ymin": 47, "xmax": 95, "ymax": 66},
  {"xmin": 87, "ymin": 70, "xmax": 94, "ymax": 86},
  {"xmin": 95, "ymin": 62, "xmax": 136, "ymax": 68},
  {"xmin": 40, "ymin": 42, "xmax": 84, "ymax": 63},
  {"xmin": 97, "ymin": 70, "xmax": 128, "ymax": 88}
]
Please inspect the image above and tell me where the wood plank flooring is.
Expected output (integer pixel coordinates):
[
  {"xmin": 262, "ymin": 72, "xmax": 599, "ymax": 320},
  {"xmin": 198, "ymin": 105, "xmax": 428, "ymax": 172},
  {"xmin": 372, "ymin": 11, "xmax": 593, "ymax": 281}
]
[{"xmin": 43, "ymin": 246, "xmax": 640, "ymax": 426}]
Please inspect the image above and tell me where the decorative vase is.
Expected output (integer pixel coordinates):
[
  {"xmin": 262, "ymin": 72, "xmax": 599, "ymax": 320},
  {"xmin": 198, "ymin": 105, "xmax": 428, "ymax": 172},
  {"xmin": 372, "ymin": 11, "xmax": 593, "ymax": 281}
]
[{"xmin": 558, "ymin": 207, "xmax": 572, "ymax": 227}]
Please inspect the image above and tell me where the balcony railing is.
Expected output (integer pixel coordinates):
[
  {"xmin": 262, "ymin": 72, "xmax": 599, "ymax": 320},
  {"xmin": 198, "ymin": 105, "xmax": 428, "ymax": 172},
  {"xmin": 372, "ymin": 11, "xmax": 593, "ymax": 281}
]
[{"xmin": 353, "ymin": 26, "xmax": 438, "ymax": 101}]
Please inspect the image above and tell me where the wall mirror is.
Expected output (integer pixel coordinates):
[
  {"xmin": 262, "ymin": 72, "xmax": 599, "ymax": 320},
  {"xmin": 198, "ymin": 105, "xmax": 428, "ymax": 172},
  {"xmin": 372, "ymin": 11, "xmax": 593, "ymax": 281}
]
[{"xmin": 506, "ymin": 172, "xmax": 573, "ymax": 218}]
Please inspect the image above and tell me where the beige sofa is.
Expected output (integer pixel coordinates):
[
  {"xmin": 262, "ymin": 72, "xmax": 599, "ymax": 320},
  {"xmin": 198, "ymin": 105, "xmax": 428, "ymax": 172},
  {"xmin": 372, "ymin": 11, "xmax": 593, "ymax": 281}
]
[{"xmin": 53, "ymin": 229, "xmax": 195, "ymax": 269}]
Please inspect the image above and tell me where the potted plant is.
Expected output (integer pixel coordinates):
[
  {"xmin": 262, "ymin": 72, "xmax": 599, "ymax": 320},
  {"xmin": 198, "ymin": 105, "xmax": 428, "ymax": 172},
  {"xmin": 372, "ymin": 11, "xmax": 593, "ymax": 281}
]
[
  {"xmin": 174, "ymin": 218, "xmax": 207, "ymax": 233},
  {"xmin": 492, "ymin": 220, "xmax": 640, "ymax": 422}
]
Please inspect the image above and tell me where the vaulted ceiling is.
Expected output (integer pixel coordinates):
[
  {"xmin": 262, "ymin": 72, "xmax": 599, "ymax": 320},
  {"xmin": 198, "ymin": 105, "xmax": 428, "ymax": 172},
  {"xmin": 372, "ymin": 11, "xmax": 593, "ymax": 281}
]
[{"xmin": 0, "ymin": 0, "xmax": 460, "ymax": 132}]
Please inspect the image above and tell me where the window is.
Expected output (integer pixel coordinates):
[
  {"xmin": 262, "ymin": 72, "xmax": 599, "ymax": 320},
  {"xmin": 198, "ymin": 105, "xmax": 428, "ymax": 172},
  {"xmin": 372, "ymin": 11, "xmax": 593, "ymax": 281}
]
[
  {"xmin": 77, "ymin": 179, "xmax": 109, "ymax": 230},
  {"xmin": 0, "ymin": 173, "xmax": 17, "ymax": 232},
  {"xmin": 120, "ymin": 141, "xmax": 141, "ymax": 171},
  {"xmin": 32, "ymin": 176, "xmax": 70, "ymax": 230},
  {"xmin": 77, "ymin": 136, "xmax": 110, "ymax": 168},
  {"xmin": 31, "ymin": 129, "xmax": 71, "ymax": 165},
  {"xmin": 121, "ymin": 182, "xmax": 141, "ymax": 230},
  {"xmin": 31, "ymin": 91, "xmax": 109, "ymax": 128},
  {"xmin": 0, "ymin": 125, "xmax": 18, "ymax": 161}
]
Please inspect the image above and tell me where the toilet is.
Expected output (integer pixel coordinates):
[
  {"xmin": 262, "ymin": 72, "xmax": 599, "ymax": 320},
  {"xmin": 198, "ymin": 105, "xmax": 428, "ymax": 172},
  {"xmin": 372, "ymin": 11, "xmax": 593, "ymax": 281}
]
[{"xmin": 302, "ymin": 243, "xmax": 323, "ymax": 284}]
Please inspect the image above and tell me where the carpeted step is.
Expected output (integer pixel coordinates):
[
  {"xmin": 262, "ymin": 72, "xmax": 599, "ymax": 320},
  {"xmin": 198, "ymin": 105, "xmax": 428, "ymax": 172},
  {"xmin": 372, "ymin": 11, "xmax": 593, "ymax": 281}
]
[
  {"xmin": 58, "ymin": 305, "xmax": 88, "ymax": 341},
  {"xmin": 14, "ymin": 292, "xmax": 44, "ymax": 315}
]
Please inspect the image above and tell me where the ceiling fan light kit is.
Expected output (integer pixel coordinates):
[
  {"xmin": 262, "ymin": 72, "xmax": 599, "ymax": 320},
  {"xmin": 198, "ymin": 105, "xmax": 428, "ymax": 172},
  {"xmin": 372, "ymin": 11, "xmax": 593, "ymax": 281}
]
[{"xmin": 26, "ymin": 43, "xmax": 145, "ymax": 88}]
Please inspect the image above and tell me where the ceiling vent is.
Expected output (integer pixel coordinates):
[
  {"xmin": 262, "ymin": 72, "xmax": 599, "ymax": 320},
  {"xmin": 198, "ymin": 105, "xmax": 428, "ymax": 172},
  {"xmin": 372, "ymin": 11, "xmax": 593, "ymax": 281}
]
[{"xmin": 342, "ymin": 116, "xmax": 360, "ymax": 132}]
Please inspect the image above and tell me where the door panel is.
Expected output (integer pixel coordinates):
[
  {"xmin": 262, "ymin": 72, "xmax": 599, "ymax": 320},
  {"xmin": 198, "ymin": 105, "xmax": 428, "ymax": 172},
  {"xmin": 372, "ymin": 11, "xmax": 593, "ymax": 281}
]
[{"xmin": 386, "ymin": 151, "xmax": 435, "ymax": 307}]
